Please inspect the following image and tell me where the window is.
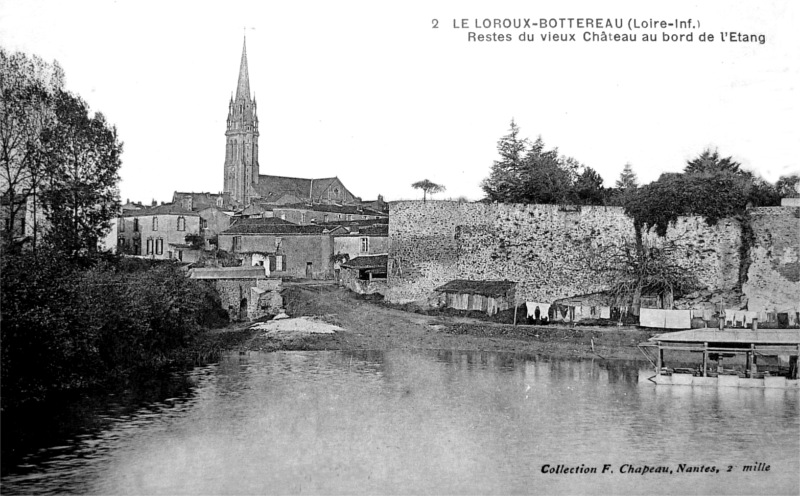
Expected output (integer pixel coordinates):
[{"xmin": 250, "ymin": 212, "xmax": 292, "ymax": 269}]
[
  {"xmin": 200, "ymin": 218, "xmax": 207, "ymax": 229},
  {"xmin": 280, "ymin": 213, "xmax": 286, "ymax": 221},
  {"xmin": 275, "ymin": 237, "xmax": 282, "ymax": 249},
  {"xmin": 133, "ymin": 218, "xmax": 139, "ymax": 232},
  {"xmin": 146, "ymin": 238, "xmax": 154, "ymax": 255},
  {"xmin": 177, "ymin": 216, "xmax": 186, "ymax": 231},
  {"xmin": 155, "ymin": 238, "xmax": 163, "ymax": 255},
  {"xmin": 275, "ymin": 254, "xmax": 283, "ymax": 271},
  {"xmin": 232, "ymin": 236, "xmax": 241, "ymax": 252},
  {"xmin": 133, "ymin": 239, "xmax": 141, "ymax": 255},
  {"xmin": 360, "ymin": 237, "xmax": 369, "ymax": 253},
  {"xmin": 118, "ymin": 237, "xmax": 125, "ymax": 249},
  {"xmin": 119, "ymin": 219, "xmax": 125, "ymax": 232},
  {"xmin": 152, "ymin": 217, "xmax": 158, "ymax": 231},
  {"xmin": 301, "ymin": 213, "xmax": 306, "ymax": 223},
  {"xmin": 323, "ymin": 214, "xmax": 329, "ymax": 222},
  {"xmin": 346, "ymin": 214, "xmax": 352, "ymax": 221}
]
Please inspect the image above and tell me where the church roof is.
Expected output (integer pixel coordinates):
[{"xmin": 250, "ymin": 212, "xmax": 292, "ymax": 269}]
[
  {"xmin": 252, "ymin": 175, "xmax": 356, "ymax": 204},
  {"xmin": 235, "ymin": 37, "xmax": 250, "ymax": 101}
]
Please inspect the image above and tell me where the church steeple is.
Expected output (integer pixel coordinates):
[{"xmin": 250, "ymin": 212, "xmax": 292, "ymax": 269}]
[
  {"xmin": 235, "ymin": 36, "xmax": 251, "ymax": 102},
  {"xmin": 224, "ymin": 36, "xmax": 259, "ymax": 206}
]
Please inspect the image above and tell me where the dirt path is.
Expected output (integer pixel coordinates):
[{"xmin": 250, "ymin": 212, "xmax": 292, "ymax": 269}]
[{"xmin": 231, "ymin": 285, "xmax": 660, "ymax": 362}]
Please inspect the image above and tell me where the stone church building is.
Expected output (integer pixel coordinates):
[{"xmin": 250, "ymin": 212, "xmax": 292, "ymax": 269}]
[{"xmin": 224, "ymin": 38, "xmax": 359, "ymax": 209}]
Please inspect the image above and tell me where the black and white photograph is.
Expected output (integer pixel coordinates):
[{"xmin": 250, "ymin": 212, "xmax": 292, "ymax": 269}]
[{"xmin": 1, "ymin": 1, "xmax": 798, "ymax": 494}]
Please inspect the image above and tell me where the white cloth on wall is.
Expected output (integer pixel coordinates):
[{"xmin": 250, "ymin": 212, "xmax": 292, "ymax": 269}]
[
  {"xmin": 599, "ymin": 306, "xmax": 611, "ymax": 319},
  {"xmin": 743, "ymin": 311, "xmax": 759, "ymax": 326},
  {"xmin": 664, "ymin": 310, "xmax": 692, "ymax": 329},
  {"xmin": 639, "ymin": 308, "xmax": 666, "ymax": 328}
]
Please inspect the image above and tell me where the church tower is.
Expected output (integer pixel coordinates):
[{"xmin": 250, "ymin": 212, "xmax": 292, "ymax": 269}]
[{"xmin": 224, "ymin": 37, "xmax": 259, "ymax": 206}]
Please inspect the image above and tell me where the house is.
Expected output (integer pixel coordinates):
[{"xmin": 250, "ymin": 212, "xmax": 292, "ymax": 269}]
[
  {"xmin": 340, "ymin": 254, "xmax": 388, "ymax": 295},
  {"xmin": 118, "ymin": 203, "xmax": 201, "ymax": 261},
  {"xmin": 434, "ymin": 280, "xmax": 516, "ymax": 316},
  {"xmin": 198, "ymin": 206, "xmax": 234, "ymax": 247},
  {"xmin": 172, "ymin": 191, "xmax": 231, "ymax": 212},
  {"xmin": 331, "ymin": 223, "xmax": 389, "ymax": 278},
  {"xmin": 189, "ymin": 266, "xmax": 281, "ymax": 321},
  {"xmin": 218, "ymin": 218, "xmax": 346, "ymax": 279}
]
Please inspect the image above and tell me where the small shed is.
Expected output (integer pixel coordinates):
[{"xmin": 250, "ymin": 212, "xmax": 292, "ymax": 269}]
[
  {"xmin": 340, "ymin": 254, "xmax": 388, "ymax": 295},
  {"xmin": 434, "ymin": 279, "xmax": 516, "ymax": 315}
]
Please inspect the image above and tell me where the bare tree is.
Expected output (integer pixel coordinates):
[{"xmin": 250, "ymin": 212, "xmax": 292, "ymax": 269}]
[
  {"xmin": 411, "ymin": 179, "xmax": 445, "ymax": 202},
  {"xmin": 0, "ymin": 49, "xmax": 63, "ymax": 250}
]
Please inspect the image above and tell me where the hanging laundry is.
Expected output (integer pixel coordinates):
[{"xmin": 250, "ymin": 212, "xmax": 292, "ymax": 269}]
[
  {"xmin": 599, "ymin": 306, "xmax": 611, "ymax": 319},
  {"xmin": 743, "ymin": 311, "xmax": 759, "ymax": 326},
  {"xmin": 664, "ymin": 310, "xmax": 692, "ymax": 329},
  {"xmin": 526, "ymin": 302, "xmax": 550, "ymax": 319},
  {"xmin": 538, "ymin": 304, "xmax": 551, "ymax": 320},
  {"xmin": 639, "ymin": 308, "xmax": 666, "ymax": 328}
]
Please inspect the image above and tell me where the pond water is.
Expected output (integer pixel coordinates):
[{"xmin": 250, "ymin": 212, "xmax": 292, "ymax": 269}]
[{"xmin": 2, "ymin": 350, "xmax": 798, "ymax": 495}]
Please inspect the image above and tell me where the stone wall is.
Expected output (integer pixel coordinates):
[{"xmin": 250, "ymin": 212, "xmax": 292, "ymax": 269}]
[
  {"xmin": 215, "ymin": 278, "xmax": 283, "ymax": 321},
  {"xmin": 743, "ymin": 207, "xmax": 800, "ymax": 313},
  {"xmin": 387, "ymin": 201, "xmax": 746, "ymax": 305}
]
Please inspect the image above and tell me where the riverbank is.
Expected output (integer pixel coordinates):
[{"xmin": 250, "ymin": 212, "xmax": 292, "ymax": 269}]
[{"xmin": 215, "ymin": 285, "xmax": 661, "ymax": 362}]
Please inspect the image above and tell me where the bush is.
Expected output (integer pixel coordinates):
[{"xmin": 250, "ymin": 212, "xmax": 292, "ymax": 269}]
[{"xmin": 1, "ymin": 250, "xmax": 225, "ymax": 409}]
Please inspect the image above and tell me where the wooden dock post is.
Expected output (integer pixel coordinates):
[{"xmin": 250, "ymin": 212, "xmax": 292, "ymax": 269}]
[{"xmin": 702, "ymin": 342, "xmax": 708, "ymax": 377}]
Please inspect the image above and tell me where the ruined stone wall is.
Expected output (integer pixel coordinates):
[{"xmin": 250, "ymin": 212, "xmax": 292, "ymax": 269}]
[
  {"xmin": 743, "ymin": 207, "xmax": 800, "ymax": 313},
  {"xmin": 387, "ymin": 201, "xmax": 745, "ymax": 305}
]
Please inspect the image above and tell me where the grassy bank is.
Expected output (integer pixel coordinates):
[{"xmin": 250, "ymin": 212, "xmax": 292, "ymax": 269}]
[{"xmin": 217, "ymin": 285, "xmax": 662, "ymax": 362}]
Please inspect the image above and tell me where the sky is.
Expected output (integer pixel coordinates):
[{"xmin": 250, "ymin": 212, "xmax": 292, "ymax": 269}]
[{"xmin": 1, "ymin": 0, "xmax": 798, "ymax": 203}]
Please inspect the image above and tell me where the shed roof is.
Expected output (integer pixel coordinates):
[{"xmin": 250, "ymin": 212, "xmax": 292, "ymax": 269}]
[
  {"xmin": 341, "ymin": 254, "xmax": 388, "ymax": 269},
  {"xmin": 434, "ymin": 279, "xmax": 516, "ymax": 297}
]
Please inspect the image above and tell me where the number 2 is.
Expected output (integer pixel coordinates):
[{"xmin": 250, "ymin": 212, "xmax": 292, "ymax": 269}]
[{"xmin": 432, "ymin": 19, "xmax": 439, "ymax": 28}]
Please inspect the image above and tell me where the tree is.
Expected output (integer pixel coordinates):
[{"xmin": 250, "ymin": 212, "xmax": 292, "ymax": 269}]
[
  {"xmin": 481, "ymin": 121, "xmax": 587, "ymax": 205},
  {"xmin": 411, "ymin": 179, "xmax": 445, "ymax": 202},
  {"xmin": 573, "ymin": 167, "xmax": 605, "ymax": 205},
  {"xmin": 615, "ymin": 163, "xmax": 639, "ymax": 189},
  {"xmin": 0, "ymin": 49, "xmax": 63, "ymax": 249},
  {"xmin": 775, "ymin": 174, "xmax": 800, "ymax": 197},
  {"xmin": 40, "ymin": 90, "xmax": 122, "ymax": 257},
  {"xmin": 481, "ymin": 119, "xmax": 529, "ymax": 202},
  {"xmin": 684, "ymin": 148, "xmax": 742, "ymax": 175}
]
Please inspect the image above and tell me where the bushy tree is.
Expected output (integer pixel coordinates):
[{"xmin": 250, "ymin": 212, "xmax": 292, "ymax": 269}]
[
  {"xmin": 481, "ymin": 121, "xmax": 590, "ymax": 204},
  {"xmin": 40, "ymin": 90, "xmax": 122, "ymax": 257},
  {"xmin": 776, "ymin": 174, "xmax": 800, "ymax": 197},
  {"xmin": 573, "ymin": 167, "xmax": 605, "ymax": 205},
  {"xmin": 684, "ymin": 148, "xmax": 742, "ymax": 175}
]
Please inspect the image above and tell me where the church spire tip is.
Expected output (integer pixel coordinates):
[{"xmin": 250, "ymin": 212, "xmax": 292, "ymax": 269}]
[{"xmin": 235, "ymin": 35, "xmax": 251, "ymax": 101}]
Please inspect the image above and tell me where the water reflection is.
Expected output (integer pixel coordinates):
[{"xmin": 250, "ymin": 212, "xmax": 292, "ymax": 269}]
[{"xmin": 2, "ymin": 350, "xmax": 798, "ymax": 495}]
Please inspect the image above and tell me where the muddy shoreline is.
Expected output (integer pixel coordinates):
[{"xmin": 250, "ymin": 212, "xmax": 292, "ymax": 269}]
[{"xmin": 212, "ymin": 285, "xmax": 664, "ymax": 362}]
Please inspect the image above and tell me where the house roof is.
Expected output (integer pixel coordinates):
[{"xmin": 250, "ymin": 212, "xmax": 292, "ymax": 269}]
[
  {"xmin": 275, "ymin": 202, "xmax": 387, "ymax": 216},
  {"xmin": 222, "ymin": 219, "xmax": 344, "ymax": 235},
  {"xmin": 121, "ymin": 203, "xmax": 198, "ymax": 217},
  {"xmin": 434, "ymin": 279, "xmax": 516, "ymax": 297},
  {"xmin": 342, "ymin": 254, "xmax": 388, "ymax": 270},
  {"xmin": 331, "ymin": 224, "xmax": 389, "ymax": 236},
  {"xmin": 189, "ymin": 266, "xmax": 267, "ymax": 280},
  {"xmin": 552, "ymin": 291, "xmax": 621, "ymax": 307}
]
